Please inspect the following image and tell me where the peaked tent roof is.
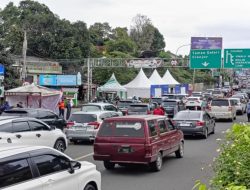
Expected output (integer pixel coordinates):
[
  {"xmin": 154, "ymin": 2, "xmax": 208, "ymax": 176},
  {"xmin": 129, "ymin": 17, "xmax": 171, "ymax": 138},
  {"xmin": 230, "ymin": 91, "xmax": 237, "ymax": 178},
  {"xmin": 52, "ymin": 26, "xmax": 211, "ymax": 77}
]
[
  {"xmin": 162, "ymin": 70, "xmax": 179, "ymax": 85},
  {"xmin": 5, "ymin": 83, "xmax": 61, "ymax": 96},
  {"xmin": 149, "ymin": 69, "xmax": 166, "ymax": 85},
  {"xmin": 98, "ymin": 73, "xmax": 127, "ymax": 92},
  {"xmin": 124, "ymin": 68, "xmax": 152, "ymax": 89}
]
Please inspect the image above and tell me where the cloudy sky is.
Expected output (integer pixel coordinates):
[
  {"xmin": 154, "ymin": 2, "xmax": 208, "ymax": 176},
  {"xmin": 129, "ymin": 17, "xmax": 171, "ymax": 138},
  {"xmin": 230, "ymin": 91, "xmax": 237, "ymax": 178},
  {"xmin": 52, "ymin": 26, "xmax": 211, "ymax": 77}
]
[{"xmin": 1, "ymin": 0, "xmax": 250, "ymax": 55}]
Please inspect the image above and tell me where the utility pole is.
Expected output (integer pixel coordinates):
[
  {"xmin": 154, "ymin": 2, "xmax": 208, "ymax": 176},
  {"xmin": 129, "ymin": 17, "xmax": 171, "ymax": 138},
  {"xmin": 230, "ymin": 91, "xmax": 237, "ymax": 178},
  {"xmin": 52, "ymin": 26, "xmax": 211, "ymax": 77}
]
[
  {"xmin": 22, "ymin": 30, "xmax": 27, "ymax": 81},
  {"xmin": 192, "ymin": 69, "xmax": 196, "ymax": 91}
]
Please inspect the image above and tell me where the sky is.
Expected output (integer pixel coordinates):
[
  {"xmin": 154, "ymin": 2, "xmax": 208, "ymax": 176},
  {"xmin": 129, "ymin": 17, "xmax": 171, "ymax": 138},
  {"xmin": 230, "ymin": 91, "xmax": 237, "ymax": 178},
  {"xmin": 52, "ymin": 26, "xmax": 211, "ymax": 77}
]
[{"xmin": 1, "ymin": 0, "xmax": 250, "ymax": 56}]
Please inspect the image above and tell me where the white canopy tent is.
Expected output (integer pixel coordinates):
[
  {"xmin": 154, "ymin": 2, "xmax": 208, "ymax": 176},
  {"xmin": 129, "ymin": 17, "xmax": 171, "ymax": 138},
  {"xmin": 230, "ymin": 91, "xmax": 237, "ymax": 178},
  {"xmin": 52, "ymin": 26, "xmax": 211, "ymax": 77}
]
[
  {"xmin": 97, "ymin": 73, "xmax": 127, "ymax": 99},
  {"xmin": 149, "ymin": 69, "xmax": 166, "ymax": 85},
  {"xmin": 162, "ymin": 70, "xmax": 180, "ymax": 85},
  {"xmin": 124, "ymin": 68, "xmax": 152, "ymax": 98},
  {"xmin": 5, "ymin": 84, "xmax": 62, "ymax": 112}
]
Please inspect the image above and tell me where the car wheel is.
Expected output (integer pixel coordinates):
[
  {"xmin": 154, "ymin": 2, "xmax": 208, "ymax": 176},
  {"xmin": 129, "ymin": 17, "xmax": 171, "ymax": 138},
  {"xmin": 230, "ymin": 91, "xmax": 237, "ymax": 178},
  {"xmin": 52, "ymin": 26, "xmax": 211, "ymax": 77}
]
[
  {"xmin": 84, "ymin": 184, "xmax": 96, "ymax": 190},
  {"xmin": 54, "ymin": 139, "xmax": 66, "ymax": 152},
  {"xmin": 150, "ymin": 152, "xmax": 162, "ymax": 172},
  {"xmin": 175, "ymin": 142, "xmax": 184, "ymax": 158},
  {"xmin": 203, "ymin": 128, "xmax": 208, "ymax": 139},
  {"xmin": 103, "ymin": 161, "xmax": 115, "ymax": 170}
]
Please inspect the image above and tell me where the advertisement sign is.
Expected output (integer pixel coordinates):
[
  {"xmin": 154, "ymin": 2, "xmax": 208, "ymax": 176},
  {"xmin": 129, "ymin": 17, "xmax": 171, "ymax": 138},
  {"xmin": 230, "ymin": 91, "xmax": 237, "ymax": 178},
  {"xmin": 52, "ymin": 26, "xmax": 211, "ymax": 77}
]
[
  {"xmin": 39, "ymin": 75, "xmax": 57, "ymax": 86},
  {"xmin": 150, "ymin": 85, "xmax": 168, "ymax": 97},
  {"xmin": 57, "ymin": 75, "xmax": 77, "ymax": 86},
  {"xmin": 191, "ymin": 37, "xmax": 222, "ymax": 50},
  {"xmin": 126, "ymin": 59, "xmax": 163, "ymax": 68},
  {"xmin": 175, "ymin": 85, "xmax": 181, "ymax": 94}
]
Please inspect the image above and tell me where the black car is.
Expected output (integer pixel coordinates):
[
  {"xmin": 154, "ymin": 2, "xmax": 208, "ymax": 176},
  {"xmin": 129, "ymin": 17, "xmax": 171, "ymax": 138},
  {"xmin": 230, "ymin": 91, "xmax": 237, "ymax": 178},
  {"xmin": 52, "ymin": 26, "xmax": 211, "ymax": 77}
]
[
  {"xmin": 117, "ymin": 100, "xmax": 135, "ymax": 115},
  {"xmin": 2, "ymin": 108, "xmax": 66, "ymax": 131},
  {"xmin": 162, "ymin": 99, "xmax": 181, "ymax": 117}
]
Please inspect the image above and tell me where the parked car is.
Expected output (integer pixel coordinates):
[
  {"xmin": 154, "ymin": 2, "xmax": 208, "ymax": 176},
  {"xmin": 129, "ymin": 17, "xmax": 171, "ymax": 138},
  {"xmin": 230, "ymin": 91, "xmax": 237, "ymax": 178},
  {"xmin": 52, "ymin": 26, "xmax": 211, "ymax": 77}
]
[
  {"xmin": 207, "ymin": 99, "xmax": 236, "ymax": 121},
  {"xmin": 162, "ymin": 99, "xmax": 181, "ymax": 117},
  {"xmin": 0, "ymin": 145, "xmax": 101, "ymax": 190},
  {"xmin": 65, "ymin": 111, "xmax": 120, "ymax": 143},
  {"xmin": 93, "ymin": 115, "xmax": 184, "ymax": 172},
  {"xmin": 81, "ymin": 103, "xmax": 123, "ymax": 116},
  {"xmin": 0, "ymin": 116, "xmax": 68, "ymax": 152},
  {"xmin": 127, "ymin": 103, "xmax": 152, "ymax": 115},
  {"xmin": 2, "ymin": 108, "xmax": 66, "ymax": 131},
  {"xmin": 150, "ymin": 97, "xmax": 163, "ymax": 105},
  {"xmin": 228, "ymin": 98, "xmax": 246, "ymax": 115},
  {"xmin": 172, "ymin": 110, "xmax": 215, "ymax": 138},
  {"xmin": 117, "ymin": 100, "xmax": 135, "ymax": 115}
]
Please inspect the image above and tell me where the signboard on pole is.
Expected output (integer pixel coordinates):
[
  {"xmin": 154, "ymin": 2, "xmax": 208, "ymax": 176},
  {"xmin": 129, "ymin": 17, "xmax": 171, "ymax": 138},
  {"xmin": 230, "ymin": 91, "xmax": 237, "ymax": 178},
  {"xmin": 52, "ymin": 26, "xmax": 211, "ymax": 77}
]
[
  {"xmin": 191, "ymin": 37, "xmax": 222, "ymax": 49},
  {"xmin": 190, "ymin": 49, "xmax": 222, "ymax": 69},
  {"xmin": 224, "ymin": 49, "xmax": 250, "ymax": 68},
  {"xmin": 0, "ymin": 64, "xmax": 5, "ymax": 75}
]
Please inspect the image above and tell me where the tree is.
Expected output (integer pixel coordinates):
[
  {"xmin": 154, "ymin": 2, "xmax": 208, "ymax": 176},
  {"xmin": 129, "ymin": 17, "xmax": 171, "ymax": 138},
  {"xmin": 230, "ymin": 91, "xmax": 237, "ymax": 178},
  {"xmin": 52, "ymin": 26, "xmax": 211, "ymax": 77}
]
[
  {"xmin": 150, "ymin": 28, "xmax": 165, "ymax": 52},
  {"xmin": 89, "ymin": 22, "xmax": 112, "ymax": 46}
]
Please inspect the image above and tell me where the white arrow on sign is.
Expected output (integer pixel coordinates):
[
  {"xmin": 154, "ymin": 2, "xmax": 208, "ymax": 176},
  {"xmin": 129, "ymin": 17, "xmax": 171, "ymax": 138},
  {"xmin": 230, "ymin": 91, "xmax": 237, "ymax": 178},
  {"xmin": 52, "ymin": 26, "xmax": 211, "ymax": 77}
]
[{"xmin": 202, "ymin": 62, "xmax": 210, "ymax": 67}]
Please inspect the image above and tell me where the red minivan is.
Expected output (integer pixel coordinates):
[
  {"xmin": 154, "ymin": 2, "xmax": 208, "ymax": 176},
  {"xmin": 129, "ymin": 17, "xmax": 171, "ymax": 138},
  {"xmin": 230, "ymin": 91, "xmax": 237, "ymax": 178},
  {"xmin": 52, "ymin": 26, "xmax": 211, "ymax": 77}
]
[{"xmin": 93, "ymin": 115, "xmax": 184, "ymax": 171}]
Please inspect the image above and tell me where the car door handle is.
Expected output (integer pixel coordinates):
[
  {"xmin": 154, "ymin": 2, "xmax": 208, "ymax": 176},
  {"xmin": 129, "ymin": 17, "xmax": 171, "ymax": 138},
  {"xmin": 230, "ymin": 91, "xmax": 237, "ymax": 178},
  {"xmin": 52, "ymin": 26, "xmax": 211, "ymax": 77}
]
[
  {"xmin": 45, "ymin": 179, "xmax": 55, "ymax": 185},
  {"xmin": 36, "ymin": 134, "xmax": 41, "ymax": 138},
  {"xmin": 16, "ymin": 134, "xmax": 22, "ymax": 139}
]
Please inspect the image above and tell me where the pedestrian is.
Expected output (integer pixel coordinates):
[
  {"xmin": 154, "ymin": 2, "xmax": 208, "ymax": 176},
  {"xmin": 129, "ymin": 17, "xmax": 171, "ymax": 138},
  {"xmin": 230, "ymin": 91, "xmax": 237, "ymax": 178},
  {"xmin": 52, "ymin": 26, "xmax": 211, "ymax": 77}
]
[
  {"xmin": 66, "ymin": 99, "xmax": 72, "ymax": 120},
  {"xmin": 153, "ymin": 103, "xmax": 165, "ymax": 116},
  {"xmin": 0, "ymin": 101, "xmax": 10, "ymax": 112},
  {"xmin": 58, "ymin": 99, "xmax": 65, "ymax": 118},
  {"xmin": 247, "ymin": 102, "xmax": 250, "ymax": 122}
]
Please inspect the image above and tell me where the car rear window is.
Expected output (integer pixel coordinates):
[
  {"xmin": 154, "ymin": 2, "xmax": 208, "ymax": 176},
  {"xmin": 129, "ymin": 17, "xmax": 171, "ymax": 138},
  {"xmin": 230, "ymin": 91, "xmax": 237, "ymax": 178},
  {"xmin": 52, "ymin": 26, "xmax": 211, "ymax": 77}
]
[
  {"xmin": 174, "ymin": 112, "xmax": 201, "ymax": 120},
  {"xmin": 128, "ymin": 105, "xmax": 148, "ymax": 112},
  {"xmin": 69, "ymin": 114, "xmax": 97, "ymax": 123},
  {"xmin": 211, "ymin": 100, "xmax": 229, "ymax": 106},
  {"xmin": 117, "ymin": 101, "xmax": 133, "ymax": 107},
  {"xmin": 162, "ymin": 101, "xmax": 177, "ymax": 106},
  {"xmin": 187, "ymin": 98, "xmax": 198, "ymax": 101},
  {"xmin": 98, "ymin": 121, "xmax": 145, "ymax": 137},
  {"xmin": 81, "ymin": 105, "xmax": 101, "ymax": 112}
]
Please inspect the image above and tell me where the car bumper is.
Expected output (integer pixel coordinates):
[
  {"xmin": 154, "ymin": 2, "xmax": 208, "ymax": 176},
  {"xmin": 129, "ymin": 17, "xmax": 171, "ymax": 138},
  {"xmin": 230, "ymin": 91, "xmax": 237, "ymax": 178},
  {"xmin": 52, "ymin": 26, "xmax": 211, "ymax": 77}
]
[
  {"xmin": 179, "ymin": 126, "xmax": 205, "ymax": 135},
  {"xmin": 66, "ymin": 130, "xmax": 97, "ymax": 141},
  {"xmin": 208, "ymin": 112, "xmax": 232, "ymax": 119}
]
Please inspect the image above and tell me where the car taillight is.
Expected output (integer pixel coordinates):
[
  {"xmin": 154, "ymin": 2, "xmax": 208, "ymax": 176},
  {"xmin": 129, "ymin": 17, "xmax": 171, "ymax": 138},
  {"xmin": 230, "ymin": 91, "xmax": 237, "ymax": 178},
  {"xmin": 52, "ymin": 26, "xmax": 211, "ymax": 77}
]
[
  {"xmin": 196, "ymin": 121, "xmax": 205, "ymax": 126},
  {"xmin": 66, "ymin": 121, "xmax": 75, "ymax": 128},
  {"xmin": 145, "ymin": 144, "xmax": 152, "ymax": 156},
  {"xmin": 88, "ymin": 122, "xmax": 100, "ymax": 129},
  {"xmin": 147, "ymin": 110, "xmax": 151, "ymax": 114},
  {"xmin": 228, "ymin": 106, "xmax": 232, "ymax": 111}
]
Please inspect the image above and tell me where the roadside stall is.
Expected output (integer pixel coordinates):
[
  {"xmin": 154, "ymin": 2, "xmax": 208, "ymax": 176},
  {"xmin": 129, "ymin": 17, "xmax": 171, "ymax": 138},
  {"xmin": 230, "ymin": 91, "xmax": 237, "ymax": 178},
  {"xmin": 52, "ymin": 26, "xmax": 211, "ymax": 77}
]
[{"xmin": 5, "ymin": 83, "xmax": 62, "ymax": 112}]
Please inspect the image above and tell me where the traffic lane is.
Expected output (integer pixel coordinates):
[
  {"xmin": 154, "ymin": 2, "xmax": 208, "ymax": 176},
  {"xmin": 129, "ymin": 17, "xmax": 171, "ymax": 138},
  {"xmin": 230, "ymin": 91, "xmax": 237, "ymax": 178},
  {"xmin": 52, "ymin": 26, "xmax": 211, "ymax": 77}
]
[
  {"xmin": 65, "ymin": 115, "xmax": 244, "ymax": 190},
  {"xmin": 65, "ymin": 141, "xmax": 94, "ymax": 160}
]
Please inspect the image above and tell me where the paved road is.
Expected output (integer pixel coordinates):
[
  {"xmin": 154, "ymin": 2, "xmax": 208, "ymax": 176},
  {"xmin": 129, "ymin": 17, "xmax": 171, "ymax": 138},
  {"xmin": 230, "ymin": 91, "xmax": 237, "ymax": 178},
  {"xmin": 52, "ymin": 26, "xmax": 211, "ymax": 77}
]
[{"xmin": 65, "ymin": 114, "xmax": 247, "ymax": 190}]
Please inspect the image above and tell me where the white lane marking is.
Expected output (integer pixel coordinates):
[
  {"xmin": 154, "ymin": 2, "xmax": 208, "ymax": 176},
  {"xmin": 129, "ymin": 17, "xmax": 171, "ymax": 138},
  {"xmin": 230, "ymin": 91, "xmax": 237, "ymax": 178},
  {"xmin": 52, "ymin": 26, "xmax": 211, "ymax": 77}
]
[{"xmin": 74, "ymin": 152, "xmax": 94, "ymax": 161}]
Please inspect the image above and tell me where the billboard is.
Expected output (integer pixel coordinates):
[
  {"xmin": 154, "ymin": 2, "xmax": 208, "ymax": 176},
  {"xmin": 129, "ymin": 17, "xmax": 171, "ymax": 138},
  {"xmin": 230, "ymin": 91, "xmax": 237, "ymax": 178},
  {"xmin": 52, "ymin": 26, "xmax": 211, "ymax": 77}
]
[
  {"xmin": 57, "ymin": 75, "xmax": 77, "ymax": 86},
  {"xmin": 39, "ymin": 75, "xmax": 80, "ymax": 86},
  {"xmin": 39, "ymin": 75, "xmax": 57, "ymax": 86},
  {"xmin": 191, "ymin": 37, "xmax": 222, "ymax": 49}
]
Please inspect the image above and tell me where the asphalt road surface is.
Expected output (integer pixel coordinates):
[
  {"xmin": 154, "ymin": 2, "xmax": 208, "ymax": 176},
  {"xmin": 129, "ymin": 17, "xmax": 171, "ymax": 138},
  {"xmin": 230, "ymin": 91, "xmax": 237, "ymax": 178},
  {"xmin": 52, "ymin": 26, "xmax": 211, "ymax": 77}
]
[{"xmin": 65, "ymin": 114, "xmax": 247, "ymax": 190}]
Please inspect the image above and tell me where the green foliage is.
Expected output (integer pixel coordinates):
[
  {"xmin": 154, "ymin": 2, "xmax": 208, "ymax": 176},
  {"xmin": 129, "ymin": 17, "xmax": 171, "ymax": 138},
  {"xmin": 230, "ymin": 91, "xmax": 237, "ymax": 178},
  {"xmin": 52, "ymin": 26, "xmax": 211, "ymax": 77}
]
[
  {"xmin": 212, "ymin": 124, "xmax": 250, "ymax": 189},
  {"xmin": 192, "ymin": 181, "xmax": 247, "ymax": 190}
]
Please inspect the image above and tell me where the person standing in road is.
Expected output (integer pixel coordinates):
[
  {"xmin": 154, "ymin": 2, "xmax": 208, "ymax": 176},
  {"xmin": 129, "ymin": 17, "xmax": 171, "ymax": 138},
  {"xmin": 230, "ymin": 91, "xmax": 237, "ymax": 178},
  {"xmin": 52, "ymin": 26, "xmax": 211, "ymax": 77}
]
[
  {"xmin": 247, "ymin": 102, "xmax": 250, "ymax": 122},
  {"xmin": 153, "ymin": 103, "xmax": 165, "ymax": 116},
  {"xmin": 66, "ymin": 99, "xmax": 72, "ymax": 120},
  {"xmin": 58, "ymin": 99, "xmax": 65, "ymax": 119}
]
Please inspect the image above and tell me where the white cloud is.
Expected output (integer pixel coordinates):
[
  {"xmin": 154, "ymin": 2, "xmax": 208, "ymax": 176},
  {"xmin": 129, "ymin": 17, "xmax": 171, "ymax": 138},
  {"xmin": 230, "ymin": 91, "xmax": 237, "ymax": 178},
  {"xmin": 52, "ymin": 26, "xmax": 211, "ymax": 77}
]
[{"xmin": 1, "ymin": 0, "xmax": 250, "ymax": 55}]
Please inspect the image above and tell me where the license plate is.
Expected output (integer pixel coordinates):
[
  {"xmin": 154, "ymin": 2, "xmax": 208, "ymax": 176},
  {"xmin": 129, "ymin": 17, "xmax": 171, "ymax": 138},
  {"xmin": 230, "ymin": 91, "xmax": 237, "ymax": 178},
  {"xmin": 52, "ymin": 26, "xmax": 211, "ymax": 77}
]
[
  {"xmin": 75, "ymin": 126, "xmax": 86, "ymax": 131},
  {"xmin": 180, "ymin": 123, "xmax": 191, "ymax": 127},
  {"xmin": 118, "ymin": 147, "xmax": 132, "ymax": 153}
]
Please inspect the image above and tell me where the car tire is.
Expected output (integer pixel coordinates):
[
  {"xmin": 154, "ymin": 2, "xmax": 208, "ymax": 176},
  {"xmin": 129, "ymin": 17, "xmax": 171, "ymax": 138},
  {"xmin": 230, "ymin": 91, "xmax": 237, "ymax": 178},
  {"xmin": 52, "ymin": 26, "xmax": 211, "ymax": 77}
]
[
  {"xmin": 150, "ymin": 152, "xmax": 162, "ymax": 172},
  {"xmin": 203, "ymin": 128, "xmax": 208, "ymax": 139},
  {"xmin": 103, "ymin": 161, "xmax": 115, "ymax": 170},
  {"xmin": 84, "ymin": 184, "xmax": 97, "ymax": 190},
  {"xmin": 54, "ymin": 139, "xmax": 66, "ymax": 152},
  {"xmin": 175, "ymin": 142, "xmax": 184, "ymax": 158}
]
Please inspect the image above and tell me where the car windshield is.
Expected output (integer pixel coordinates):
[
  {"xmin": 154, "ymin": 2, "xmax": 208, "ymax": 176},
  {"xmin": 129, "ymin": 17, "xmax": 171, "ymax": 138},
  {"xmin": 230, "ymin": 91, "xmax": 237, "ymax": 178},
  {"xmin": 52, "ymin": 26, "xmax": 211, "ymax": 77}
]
[
  {"xmin": 211, "ymin": 100, "xmax": 229, "ymax": 106},
  {"xmin": 81, "ymin": 105, "xmax": 101, "ymax": 112},
  {"xmin": 69, "ymin": 114, "xmax": 97, "ymax": 123},
  {"xmin": 117, "ymin": 101, "xmax": 132, "ymax": 108},
  {"xmin": 98, "ymin": 121, "xmax": 145, "ymax": 137},
  {"xmin": 162, "ymin": 101, "xmax": 177, "ymax": 106},
  {"xmin": 174, "ymin": 111, "xmax": 201, "ymax": 120},
  {"xmin": 128, "ymin": 105, "xmax": 148, "ymax": 112}
]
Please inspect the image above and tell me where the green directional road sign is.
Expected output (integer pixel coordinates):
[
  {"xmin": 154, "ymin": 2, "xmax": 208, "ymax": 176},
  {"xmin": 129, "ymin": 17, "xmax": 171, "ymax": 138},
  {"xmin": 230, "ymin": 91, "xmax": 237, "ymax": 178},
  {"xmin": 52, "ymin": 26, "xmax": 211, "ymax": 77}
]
[
  {"xmin": 224, "ymin": 49, "xmax": 250, "ymax": 68},
  {"xmin": 190, "ymin": 49, "xmax": 222, "ymax": 69}
]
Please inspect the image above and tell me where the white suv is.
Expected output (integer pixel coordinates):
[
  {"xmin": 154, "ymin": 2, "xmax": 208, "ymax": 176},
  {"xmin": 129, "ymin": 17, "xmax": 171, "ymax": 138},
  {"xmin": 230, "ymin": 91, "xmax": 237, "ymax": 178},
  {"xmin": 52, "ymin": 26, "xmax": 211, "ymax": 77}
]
[
  {"xmin": 0, "ymin": 146, "xmax": 101, "ymax": 190},
  {"xmin": 0, "ymin": 116, "xmax": 67, "ymax": 152}
]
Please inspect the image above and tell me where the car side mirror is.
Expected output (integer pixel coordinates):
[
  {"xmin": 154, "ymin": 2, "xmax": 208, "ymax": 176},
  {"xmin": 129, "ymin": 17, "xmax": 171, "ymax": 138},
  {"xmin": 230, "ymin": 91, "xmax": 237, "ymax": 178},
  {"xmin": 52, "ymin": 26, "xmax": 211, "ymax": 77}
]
[
  {"xmin": 100, "ymin": 117, "xmax": 105, "ymax": 121},
  {"xmin": 68, "ymin": 161, "xmax": 81, "ymax": 174}
]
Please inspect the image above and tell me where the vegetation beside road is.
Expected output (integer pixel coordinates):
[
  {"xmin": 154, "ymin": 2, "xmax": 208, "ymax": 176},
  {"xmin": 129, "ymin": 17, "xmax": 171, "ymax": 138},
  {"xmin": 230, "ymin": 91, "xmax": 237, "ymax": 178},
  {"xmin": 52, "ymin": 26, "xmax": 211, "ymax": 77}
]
[{"xmin": 193, "ymin": 123, "xmax": 250, "ymax": 190}]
